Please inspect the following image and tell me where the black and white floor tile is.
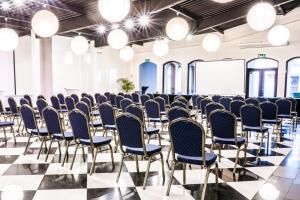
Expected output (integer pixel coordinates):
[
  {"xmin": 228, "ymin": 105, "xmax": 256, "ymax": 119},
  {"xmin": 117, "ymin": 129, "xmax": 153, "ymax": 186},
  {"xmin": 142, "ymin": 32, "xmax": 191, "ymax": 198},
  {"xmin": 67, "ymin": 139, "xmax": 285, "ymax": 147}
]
[{"xmin": 0, "ymin": 117, "xmax": 299, "ymax": 200}]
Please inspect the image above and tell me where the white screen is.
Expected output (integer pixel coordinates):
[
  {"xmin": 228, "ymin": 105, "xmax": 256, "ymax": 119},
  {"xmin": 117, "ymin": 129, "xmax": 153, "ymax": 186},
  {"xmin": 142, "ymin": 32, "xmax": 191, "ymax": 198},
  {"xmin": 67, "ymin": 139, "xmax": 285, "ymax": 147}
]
[{"xmin": 196, "ymin": 60, "xmax": 245, "ymax": 95}]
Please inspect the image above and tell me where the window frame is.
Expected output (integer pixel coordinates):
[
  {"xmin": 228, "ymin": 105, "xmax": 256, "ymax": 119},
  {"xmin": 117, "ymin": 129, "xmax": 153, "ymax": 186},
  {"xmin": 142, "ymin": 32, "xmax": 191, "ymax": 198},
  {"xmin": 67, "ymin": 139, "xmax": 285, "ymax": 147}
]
[
  {"xmin": 162, "ymin": 61, "xmax": 182, "ymax": 94},
  {"xmin": 187, "ymin": 59, "xmax": 203, "ymax": 95},
  {"xmin": 285, "ymin": 56, "xmax": 300, "ymax": 97}
]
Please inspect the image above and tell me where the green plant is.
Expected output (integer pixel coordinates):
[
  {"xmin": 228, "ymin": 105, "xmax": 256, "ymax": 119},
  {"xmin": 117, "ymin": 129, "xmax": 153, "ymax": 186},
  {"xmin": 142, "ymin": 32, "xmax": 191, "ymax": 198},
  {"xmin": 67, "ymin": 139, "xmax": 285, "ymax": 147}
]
[{"xmin": 117, "ymin": 78, "xmax": 135, "ymax": 93}]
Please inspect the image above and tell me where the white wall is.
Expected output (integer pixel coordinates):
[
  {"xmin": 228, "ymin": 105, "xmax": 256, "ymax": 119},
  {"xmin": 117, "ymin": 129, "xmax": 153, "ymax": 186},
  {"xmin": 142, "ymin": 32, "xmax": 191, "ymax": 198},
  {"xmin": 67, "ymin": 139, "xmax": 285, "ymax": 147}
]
[
  {"xmin": 0, "ymin": 51, "xmax": 14, "ymax": 99},
  {"xmin": 130, "ymin": 7, "xmax": 300, "ymax": 97}
]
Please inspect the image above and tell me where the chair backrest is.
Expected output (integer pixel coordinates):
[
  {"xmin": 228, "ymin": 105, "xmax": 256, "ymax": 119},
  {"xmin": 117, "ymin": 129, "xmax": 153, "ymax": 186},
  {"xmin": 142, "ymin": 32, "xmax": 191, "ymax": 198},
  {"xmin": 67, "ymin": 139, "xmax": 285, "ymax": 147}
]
[
  {"xmin": 145, "ymin": 100, "xmax": 160, "ymax": 119},
  {"xmin": 86, "ymin": 94, "xmax": 95, "ymax": 107},
  {"xmin": 99, "ymin": 102, "xmax": 116, "ymax": 126},
  {"xmin": 276, "ymin": 98, "xmax": 292, "ymax": 116},
  {"xmin": 205, "ymin": 102, "xmax": 224, "ymax": 122},
  {"xmin": 97, "ymin": 94, "xmax": 108, "ymax": 105},
  {"xmin": 70, "ymin": 94, "xmax": 79, "ymax": 104},
  {"xmin": 120, "ymin": 98, "xmax": 133, "ymax": 112},
  {"xmin": 36, "ymin": 98, "xmax": 48, "ymax": 119},
  {"xmin": 124, "ymin": 94, "xmax": 132, "ymax": 100},
  {"xmin": 116, "ymin": 113, "xmax": 144, "ymax": 152},
  {"xmin": 104, "ymin": 92, "xmax": 110, "ymax": 100},
  {"xmin": 115, "ymin": 95, "xmax": 124, "ymax": 109},
  {"xmin": 118, "ymin": 92, "xmax": 125, "ymax": 96},
  {"xmin": 210, "ymin": 110, "xmax": 236, "ymax": 140},
  {"xmin": 140, "ymin": 95, "xmax": 150, "ymax": 106},
  {"xmin": 81, "ymin": 97, "xmax": 92, "ymax": 112},
  {"xmin": 81, "ymin": 92, "xmax": 88, "ymax": 97},
  {"xmin": 169, "ymin": 118, "xmax": 205, "ymax": 162},
  {"xmin": 20, "ymin": 104, "xmax": 37, "ymax": 130},
  {"xmin": 43, "ymin": 106, "xmax": 63, "ymax": 135},
  {"xmin": 69, "ymin": 109, "xmax": 90, "ymax": 140},
  {"xmin": 212, "ymin": 95, "xmax": 222, "ymax": 103},
  {"xmin": 37, "ymin": 95, "xmax": 46, "ymax": 100},
  {"xmin": 0, "ymin": 99, "xmax": 4, "ymax": 113},
  {"xmin": 288, "ymin": 98, "xmax": 297, "ymax": 112},
  {"xmin": 131, "ymin": 93, "xmax": 140, "ymax": 103},
  {"xmin": 154, "ymin": 97, "xmax": 166, "ymax": 112},
  {"xmin": 176, "ymin": 97, "xmax": 188, "ymax": 106},
  {"xmin": 258, "ymin": 97, "xmax": 268, "ymax": 103},
  {"xmin": 109, "ymin": 93, "xmax": 117, "ymax": 106},
  {"xmin": 245, "ymin": 98, "xmax": 259, "ymax": 106},
  {"xmin": 57, "ymin": 93, "xmax": 65, "ymax": 105},
  {"xmin": 191, "ymin": 94, "xmax": 200, "ymax": 107},
  {"xmin": 20, "ymin": 98, "xmax": 30, "ymax": 106},
  {"xmin": 240, "ymin": 104, "xmax": 262, "ymax": 127},
  {"xmin": 160, "ymin": 94, "xmax": 170, "ymax": 105},
  {"xmin": 167, "ymin": 107, "xmax": 190, "ymax": 122},
  {"xmin": 230, "ymin": 100, "xmax": 245, "ymax": 118},
  {"xmin": 219, "ymin": 97, "xmax": 232, "ymax": 111},
  {"xmin": 200, "ymin": 98, "xmax": 212, "ymax": 114},
  {"xmin": 171, "ymin": 101, "xmax": 187, "ymax": 109},
  {"xmin": 94, "ymin": 93, "xmax": 101, "ymax": 104},
  {"xmin": 76, "ymin": 101, "xmax": 91, "ymax": 121},
  {"xmin": 50, "ymin": 96, "xmax": 61, "ymax": 110},
  {"xmin": 233, "ymin": 96, "xmax": 244, "ymax": 101},
  {"xmin": 24, "ymin": 94, "xmax": 33, "ymax": 107},
  {"xmin": 196, "ymin": 96, "xmax": 204, "ymax": 110},
  {"xmin": 260, "ymin": 102, "xmax": 277, "ymax": 120},
  {"xmin": 126, "ymin": 104, "xmax": 144, "ymax": 122},
  {"xmin": 65, "ymin": 96, "xmax": 75, "ymax": 111},
  {"xmin": 147, "ymin": 93, "xmax": 154, "ymax": 99},
  {"xmin": 8, "ymin": 97, "xmax": 18, "ymax": 114}
]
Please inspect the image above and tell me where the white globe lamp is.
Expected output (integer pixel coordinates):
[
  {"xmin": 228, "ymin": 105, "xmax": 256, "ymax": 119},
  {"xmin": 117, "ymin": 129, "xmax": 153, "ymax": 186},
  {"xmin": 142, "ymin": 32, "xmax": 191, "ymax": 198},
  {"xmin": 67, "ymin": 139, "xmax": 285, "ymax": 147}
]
[
  {"xmin": 107, "ymin": 29, "xmax": 128, "ymax": 49},
  {"xmin": 70, "ymin": 35, "xmax": 89, "ymax": 55},
  {"xmin": 0, "ymin": 28, "xmax": 19, "ymax": 51},
  {"xmin": 213, "ymin": 0, "xmax": 233, "ymax": 3},
  {"xmin": 120, "ymin": 46, "xmax": 134, "ymax": 61},
  {"xmin": 152, "ymin": 40, "xmax": 169, "ymax": 57},
  {"xmin": 247, "ymin": 3, "xmax": 276, "ymax": 31},
  {"xmin": 98, "ymin": 0, "xmax": 130, "ymax": 23},
  {"xmin": 166, "ymin": 17, "xmax": 189, "ymax": 41},
  {"xmin": 268, "ymin": 25, "xmax": 290, "ymax": 46},
  {"xmin": 202, "ymin": 33, "xmax": 221, "ymax": 52},
  {"xmin": 32, "ymin": 10, "xmax": 59, "ymax": 37}
]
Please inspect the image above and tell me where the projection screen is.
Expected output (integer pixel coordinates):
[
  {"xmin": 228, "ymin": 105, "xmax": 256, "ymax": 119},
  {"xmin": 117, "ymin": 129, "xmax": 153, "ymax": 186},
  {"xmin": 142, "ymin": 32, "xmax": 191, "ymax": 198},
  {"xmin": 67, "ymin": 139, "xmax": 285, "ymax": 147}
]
[{"xmin": 195, "ymin": 59, "xmax": 245, "ymax": 96}]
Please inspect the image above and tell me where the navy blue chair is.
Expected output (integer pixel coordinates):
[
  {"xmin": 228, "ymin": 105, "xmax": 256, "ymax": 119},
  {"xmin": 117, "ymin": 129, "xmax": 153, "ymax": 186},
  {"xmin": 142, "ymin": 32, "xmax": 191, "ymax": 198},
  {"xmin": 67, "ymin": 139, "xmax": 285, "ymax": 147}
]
[
  {"xmin": 24, "ymin": 94, "xmax": 33, "ymax": 107},
  {"xmin": 37, "ymin": 95, "xmax": 46, "ymax": 100},
  {"xmin": 81, "ymin": 92, "xmax": 88, "ymax": 98},
  {"xmin": 144, "ymin": 100, "xmax": 168, "ymax": 138},
  {"xmin": 154, "ymin": 96, "xmax": 166, "ymax": 114},
  {"xmin": 289, "ymin": 98, "xmax": 298, "ymax": 129},
  {"xmin": 160, "ymin": 94, "xmax": 170, "ymax": 106},
  {"xmin": 245, "ymin": 98, "xmax": 259, "ymax": 106},
  {"xmin": 191, "ymin": 94, "xmax": 200, "ymax": 109},
  {"xmin": 116, "ymin": 113, "xmax": 165, "ymax": 189},
  {"xmin": 196, "ymin": 96, "xmax": 204, "ymax": 112},
  {"xmin": 140, "ymin": 95, "xmax": 150, "ymax": 106},
  {"xmin": 0, "ymin": 101, "xmax": 16, "ymax": 143},
  {"xmin": 147, "ymin": 93, "xmax": 154, "ymax": 99},
  {"xmin": 36, "ymin": 98, "xmax": 48, "ymax": 121},
  {"xmin": 20, "ymin": 98, "xmax": 30, "ymax": 106},
  {"xmin": 276, "ymin": 98, "xmax": 296, "ymax": 132},
  {"xmin": 65, "ymin": 96, "xmax": 75, "ymax": 111},
  {"xmin": 258, "ymin": 97, "xmax": 268, "ymax": 103},
  {"xmin": 20, "ymin": 104, "xmax": 49, "ymax": 159},
  {"xmin": 57, "ymin": 93, "xmax": 66, "ymax": 109},
  {"xmin": 8, "ymin": 97, "xmax": 21, "ymax": 131},
  {"xmin": 167, "ymin": 107, "xmax": 190, "ymax": 122},
  {"xmin": 241, "ymin": 105, "xmax": 269, "ymax": 156},
  {"xmin": 233, "ymin": 95, "xmax": 244, "ymax": 101},
  {"xmin": 120, "ymin": 98, "xmax": 133, "ymax": 112},
  {"xmin": 219, "ymin": 97, "xmax": 232, "ymax": 111},
  {"xmin": 0, "ymin": 99, "xmax": 12, "ymax": 117},
  {"xmin": 167, "ymin": 118, "xmax": 218, "ymax": 199},
  {"xmin": 210, "ymin": 110, "xmax": 246, "ymax": 174},
  {"xmin": 70, "ymin": 94, "xmax": 79, "ymax": 104},
  {"xmin": 43, "ymin": 106, "xmax": 74, "ymax": 163},
  {"xmin": 205, "ymin": 102, "xmax": 224, "ymax": 128},
  {"xmin": 118, "ymin": 92, "xmax": 125, "ymax": 96},
  {"xmin": 200, "ymin": 98, "xmax": 212, "ymax": 122},
  {"xmin": 260, "ymin": 102, "xmax": 282, "ymax": 137},
  {"xmin": 230, "ymin": 100, "xmax": 245, "ymax": 121},
  {"xmin": 115, "ymin": 95, "xmax": 124, "ymax": 110},
  {"xmin": 97, "ymin": 94, "xmax": 108, "ymax": 105},
  {"xmin": 212, "ymin": 95, "xmax": 222, "ymax": 103},
  {"xmin": 51, "ymin": 96, "xmax": 67, "ymax": 113},
  {"xmin": 69, "ymin": 109, "xmax": 114, "ymax": 174},
  {"xmin": 76, "ymin": 101, "xmax": 102, "ymax": 131},
  {"xmin": 82, "ymin": 97, "xmax": 99, "ymax": 117},
  {"xmin": 94, "ymin": 93, "xmax": 101, "ymax": 104},
  {"xmin": 131, "ymin": 93, "xmax": 140, "ymax": 104},
  {"xmin": 124, "ymin": 94, "xmax": 132, "ymax": 100},
  {"xmin": 104, "ymin": 92, "xmax": 110, "ymax": 100},
  {"xmin": 171, "ymin": 101, "xmax": 187, "ymax": 109},
  {"xmin": 176, "ymin": 97, "xmax": 188, "ymax": 106},
  {"xmin": 109, "ymin": 93, "xmax": 117, "ymax": 107},
  {"xmin": 86, "ymin": 94, "xmax": 96, "ymax": 108}
]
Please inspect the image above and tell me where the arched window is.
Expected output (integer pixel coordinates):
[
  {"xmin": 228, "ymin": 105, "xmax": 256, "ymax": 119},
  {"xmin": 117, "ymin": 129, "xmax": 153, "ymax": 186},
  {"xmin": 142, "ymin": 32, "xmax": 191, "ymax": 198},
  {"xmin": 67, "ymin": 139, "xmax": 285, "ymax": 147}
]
[
  {"xmin": 139, "ymin": 61, "xmax": 157, "ymax": 94},
  {"xmin": 163, "ymin": 61, "xmax": 181, "ymax": 94},
  {"xmin": 286, "ymin": 57, "xmax": 300, "ymax": 97},
  {"xmin": 187, "ymin": 60, "xmax": 202, "ymax": 94},
  {"xmin": 246, "ymin": 58, "xmax": 278, "ymax": 98}
]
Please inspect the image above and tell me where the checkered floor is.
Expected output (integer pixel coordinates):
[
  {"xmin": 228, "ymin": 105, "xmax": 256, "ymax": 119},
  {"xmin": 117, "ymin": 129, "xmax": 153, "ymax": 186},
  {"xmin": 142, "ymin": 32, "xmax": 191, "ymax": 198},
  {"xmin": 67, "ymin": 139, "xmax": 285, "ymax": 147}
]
[{"xmin": 0, "ymin": 116, "xmax": 297, "ymax": 200}]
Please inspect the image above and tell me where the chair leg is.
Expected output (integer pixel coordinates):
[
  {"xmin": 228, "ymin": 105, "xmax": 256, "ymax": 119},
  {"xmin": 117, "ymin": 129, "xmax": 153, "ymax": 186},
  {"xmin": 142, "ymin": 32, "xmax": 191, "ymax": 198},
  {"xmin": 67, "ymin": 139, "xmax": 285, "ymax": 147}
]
[
  {"xmin": 257, "ymin": 132, "xmax": 264, "ymax": 156},
  {"xmin": 201, "ymin": 165, "xmax": 211, "ymax": 200},
  {"xmin": 183, "ymin": 163, "xmax": 186, "ymax": 185},
  {"xmin": 57, "ymin": 141, "xmax": 62, "ymax": 162},
  {"xmin": 166, "ymin": 161, "xmax": 176, "ymax": 196},
  {"xmin": 143, "ymin": 157, "xmax": 152, "ymax": 190},
  {"xmin": 243, "ymin": 143, "xmax": 248, "ymax": 166},
  {"xmin": 116, "ymin": 154, "xmax": 124, "ymax": 182},
  {"xmin": 89, "ymin": 148, "xmax": 98, "ymax": 175},
  {"xmin": 158, "ymin": 133, "xmax": 162, "ymax": 146},
  {"xmin": 109, "ymin": 144, "xmax": 115, "ymax": 170},
  {"xmin": 215, "ymin": 162, "xmax": 219, "ymax": 186},
  {"xmin": 82, "ymin": 147, "xmax": 86, "ymax": 162},
  {"xmin": 166, "ymin": 146, "xmax": 171, "ymax": 162},
  {"xmin": 160, "ymin": 153, "xmax": 165, "ymax": 183},
  {"xmin": 218, "ymin": 144, "xmax": 222, "ymax": 162},
  {"xmin": 62, "ymin": 141, "xmax": 70, "ymax": 167},
  {"xmin": 70, "ymin": 144, "xmax": 79, "ymax": 170},
  {"xmin": 233, "ymin": 148, "xmax": 240, "ymax": 174},
  {"xmin": 3, "ymin": 127, "xmax": 7, "ymax": 143},
  {"xmin": 23, "ymin": 134, "xmax": 32, "ymax": 155},
  {"xmin": 45, "ymin": 138, "xmax": 54, "ymax": 162},
  {"xmin": 11, "ymin": 126, "xmax": 16, "ymax": 144},
  {"xmin": 37, "ymin": 137, "xmax": 45, "ymax": 159},
  {"xmin": 135, "ymin": 155, "xmax": 139, "ymax": 173}
]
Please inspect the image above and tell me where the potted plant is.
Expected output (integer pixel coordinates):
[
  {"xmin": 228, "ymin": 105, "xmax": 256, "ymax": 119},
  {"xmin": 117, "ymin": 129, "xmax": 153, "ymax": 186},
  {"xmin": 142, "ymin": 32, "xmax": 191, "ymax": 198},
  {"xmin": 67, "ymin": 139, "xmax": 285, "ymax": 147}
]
[{"xmin": 117, "ymin": 78, "xmax": 135, "ymax": 93}]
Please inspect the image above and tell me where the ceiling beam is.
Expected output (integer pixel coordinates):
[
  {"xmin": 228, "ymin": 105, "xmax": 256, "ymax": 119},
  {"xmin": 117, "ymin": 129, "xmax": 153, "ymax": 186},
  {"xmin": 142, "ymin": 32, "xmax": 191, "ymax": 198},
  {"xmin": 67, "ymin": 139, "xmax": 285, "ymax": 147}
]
[
  {"xmin": 170, "ymin": 5, "xmax": 199, "ymax": 20},
  {"xmin": 149, "ymin": 0, "xmax": 189, "ymax": 13}
]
